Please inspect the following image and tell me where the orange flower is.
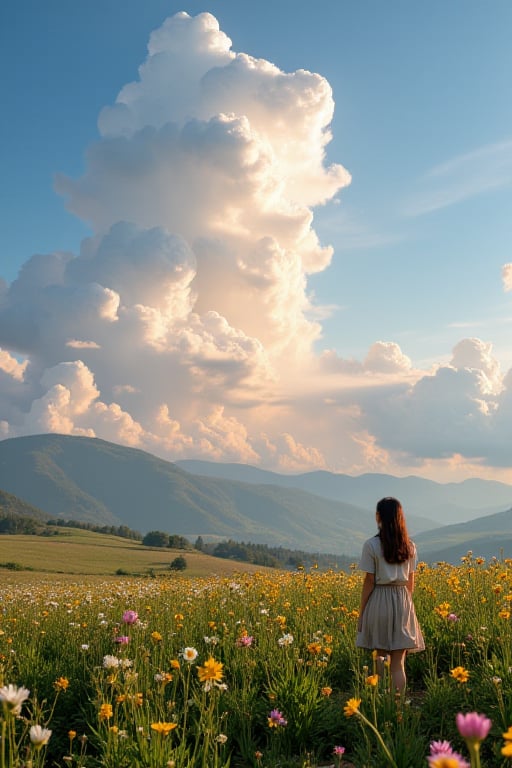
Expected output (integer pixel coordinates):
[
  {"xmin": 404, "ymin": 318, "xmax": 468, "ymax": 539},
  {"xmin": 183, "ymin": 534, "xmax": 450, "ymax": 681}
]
[
  {"xmin": 366, "ymin": 674, "xmax": 379, "ymax": 686},
  {"xmin": 54, "ymin": 677, "xmax": 69, "ymax": 691},
  {"xmin": 151, "ymin": 722, "xmax": 178, "ymax": 736},
  {"xmin": 343, "ymin": 698, "xmax": 361, "ymax": 717},
  {"xmin": 502, "ymin": 743, "xmax": 512, "ymax": 757},
  {"xmin": 307, "ymin": 641, "xmax": 322, "ymax": 655},
  {"xmin": 99, "ymin": 703, "xmax": 113, "ymax": 721},
  {"xmin": 450, "ymin": 666, "xmax": 470, "ymax": 683}
]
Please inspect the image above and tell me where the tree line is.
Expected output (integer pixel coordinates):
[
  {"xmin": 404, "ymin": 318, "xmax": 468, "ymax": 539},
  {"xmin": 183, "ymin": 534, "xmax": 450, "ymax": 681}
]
[
  {"xmin": 143, "ymin": 531, "xmax": 352, "ymax": 571},
  {"xmin": 0, "ymin": 513, "xmax": 142, "ymax": 540},
  {"xmin": 0, "ymin": 511, "xmax": 353, "ymax": 571}
]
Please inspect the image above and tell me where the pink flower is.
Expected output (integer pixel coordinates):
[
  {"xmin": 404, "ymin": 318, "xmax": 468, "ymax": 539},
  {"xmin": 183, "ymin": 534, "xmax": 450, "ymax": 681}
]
[
  {"xmin": 236, "ymin": 635, "xmax": 254, "ymax": 647},
  {"xmin": 333, "ymin": 745, "xmax": 346, "ymax": 755},
  {"xmin": 114, "ymin": 635, "xmax": 130, "ymax": 645},
  {"xmin": 268, "ymin": 709, "xmax": 287, "ymax": 727},
  {"xmin": 447, "ymin": 613, "xmax": 459, "ymax": 622},
  {"xmin": 430, "ymin": 740, "xmax": 454, "ymax": 755},
  {"xmin": 122, "ymin": 610, "xmax": 138, "ymax": 625},
  {"xmin": 456, "ymin": 712, "xmax": 492, "ymax": 743}
]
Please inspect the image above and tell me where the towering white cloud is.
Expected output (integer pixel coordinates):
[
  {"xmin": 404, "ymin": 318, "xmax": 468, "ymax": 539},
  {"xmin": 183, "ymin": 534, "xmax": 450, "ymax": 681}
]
[{"xmin": 0, "ymin": 11, "xmax": 511, "ymax": 480}]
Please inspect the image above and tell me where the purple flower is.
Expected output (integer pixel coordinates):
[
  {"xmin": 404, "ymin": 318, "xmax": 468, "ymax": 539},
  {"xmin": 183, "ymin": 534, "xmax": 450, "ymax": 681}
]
[
  {"xmin": 122, "ymin": 610, "xmax": 138, "ymax": 625},
  {"xmin": 114, "ymin": 635, "xmax": 130, "ymax": 645},
  {"xmin": 456, "ymin": 712, "xmax": 492, "ymax": 743},
  {"xmin": 268, "ymin": 709, "xmax": 287, "ymax": 727},
  {"xmin": 447, "ymin": 613, "xmax": 459, "ymax": 622}
]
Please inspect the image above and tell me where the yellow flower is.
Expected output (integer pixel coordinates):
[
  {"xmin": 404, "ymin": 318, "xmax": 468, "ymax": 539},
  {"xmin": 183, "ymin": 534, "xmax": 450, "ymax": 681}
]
[
  {"xmin": 68, "ymin": 730, "xmax": 77, "ymax": 741},
  {"xmin": 343, "ymin": 697, "xmax": 361, "ymax": 717},
  {"xmin": 170, "ymin": 659, "xmax": 180, "ymax": 669},
  {"xmin": 499, "ymin": 610, "xmax": 511, "ymax": 620},
  {"xmin": 197, "ymin": 656, "xmax": 224, "ymax": 683},
  {"xmin": 151, "ymin": 722, "xmax": 178, "ymax": 736},
  {"xmin": 429, "ymin": 758, "xmax": 466, "ymax": 768},
  {"xmin": 99, "ymin": 703, "xmax": 113, "ymax": 721},
  {"xmin": 450, "ymin": 666, "xmax": 470, "ymax": 683},
  {"xmin": 502, "ymin": 743, "xmax": 512, "ymax": 757},
  {"xmin": 54, "ymin": 676, "xmax": 69, "ymax": 691},
  {"xmin": 151, "ymin": 631, "xmax": 163, "ymax": 642},
  {"xmin": 366, "ymin": 674, "xmax": 379, "ymax": 686},
  {"xmin": 307, "ymin": 641, "xmax": 322, "ymax": 655},
  {"xmin": 502, "ymin": 726, "xmax": 512, "ymax": 741},
  {"xmin": 434, "ymin": 602, "xmax": 451, "ymax": 618}
]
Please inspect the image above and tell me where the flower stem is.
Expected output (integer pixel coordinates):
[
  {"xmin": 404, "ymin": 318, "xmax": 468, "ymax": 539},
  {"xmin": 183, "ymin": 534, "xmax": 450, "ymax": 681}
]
[{"xmin": 356, "ymin": 710, "xmax": 399, "ymax": 768}]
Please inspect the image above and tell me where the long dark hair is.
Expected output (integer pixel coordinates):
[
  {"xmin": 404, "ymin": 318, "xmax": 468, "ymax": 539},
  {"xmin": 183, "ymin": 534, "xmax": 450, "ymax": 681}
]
[{"xmin": 376, "ymin": 497, "xmax": 413, "ymax": 564}]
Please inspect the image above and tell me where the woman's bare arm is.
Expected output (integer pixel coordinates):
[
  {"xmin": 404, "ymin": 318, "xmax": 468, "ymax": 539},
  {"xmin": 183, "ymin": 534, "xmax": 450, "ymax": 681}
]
[{"xmin": 358, "ymin": 572, "xmax": 375, "ymax": 631}]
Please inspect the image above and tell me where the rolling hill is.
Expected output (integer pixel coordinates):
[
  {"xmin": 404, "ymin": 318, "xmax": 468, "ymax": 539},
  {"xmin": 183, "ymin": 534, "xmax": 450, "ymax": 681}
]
[
  {"xmin": 0, "ymin": 434, "xmax": 383, "ymax": 556},
  {"xmin": 0, "ymin": 488, "xmax": 48, "ymax": 520},
  {"xmin": 414, "ymin": 506, "xmax": 512, "ymax": 563},
  {"xmin": 2, "ymin": 434, "xmax": 510, "ymax": 562}
]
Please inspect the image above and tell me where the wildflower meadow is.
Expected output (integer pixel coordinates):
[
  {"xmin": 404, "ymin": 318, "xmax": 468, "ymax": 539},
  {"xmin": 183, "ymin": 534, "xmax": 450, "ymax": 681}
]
[{"xmin": 1, "ymin": 554, "xmax": 512, "ymax": 767}]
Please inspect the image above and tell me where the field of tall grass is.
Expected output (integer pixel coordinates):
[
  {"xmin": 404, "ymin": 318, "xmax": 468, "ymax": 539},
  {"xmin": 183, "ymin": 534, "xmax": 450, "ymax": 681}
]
[{"xmin": 1, "ymin": 550, "xmax": 512, "ymax": 767}]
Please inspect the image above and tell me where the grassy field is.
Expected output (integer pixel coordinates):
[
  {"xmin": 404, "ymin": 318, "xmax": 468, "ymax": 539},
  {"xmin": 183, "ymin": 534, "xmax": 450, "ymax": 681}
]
[
  {"xmin": 0, "ymin": 528, "xmax": 269, "ymax": 578},
  {"xmin": 1, "ymin": 545, "xmax": 512, "ymax": 766}
]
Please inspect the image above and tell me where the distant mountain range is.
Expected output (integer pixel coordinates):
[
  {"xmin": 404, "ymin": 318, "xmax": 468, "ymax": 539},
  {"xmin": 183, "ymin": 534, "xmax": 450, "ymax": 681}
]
[
  {"xmin": 176, "ymin": 460, "xmax": 512, "ymax": 526},
  {"xmin": 1, "ymin": 434, "xmax": 511, "ymax": 563}
]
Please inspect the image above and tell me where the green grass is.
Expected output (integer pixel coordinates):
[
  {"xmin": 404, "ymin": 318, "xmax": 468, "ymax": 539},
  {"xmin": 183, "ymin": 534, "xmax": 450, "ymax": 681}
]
[{"xmin": 0, "ymin": 528, "xmax": 270, "ymax": 578}]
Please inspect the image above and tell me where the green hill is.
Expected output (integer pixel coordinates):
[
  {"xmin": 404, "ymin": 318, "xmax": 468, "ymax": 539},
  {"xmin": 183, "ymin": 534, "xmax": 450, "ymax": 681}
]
[
  {"xmin": 415, "ymin": 506, "xmax": 512, "ymax": 562},
  {"xmin": 0, "ymin": 488, "xmax": 48, "ymax": 520},
  {"xmin": 0, "ymin": 434, "xmax": 375, "ymax": 555}
]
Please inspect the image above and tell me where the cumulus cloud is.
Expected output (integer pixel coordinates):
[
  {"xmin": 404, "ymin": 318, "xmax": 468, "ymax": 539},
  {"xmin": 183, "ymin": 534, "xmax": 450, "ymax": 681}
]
[
  {"xmin": 503, "ymin": 263, "xmax": 512, "ymax": 292},
  {"xmin": 356, "ymin": 338, "xmax": 512, "ymax": 468},
  {"xmin": 0, "ymin": 12, "xmax": 351, "ymax": 471},
  {"xmin": 319, "ymin": 341, "xmax": 413, "ymax": 377},
  {"xmin": 1, "ymin": 11, "xmax": 511, "ymax": 480}
]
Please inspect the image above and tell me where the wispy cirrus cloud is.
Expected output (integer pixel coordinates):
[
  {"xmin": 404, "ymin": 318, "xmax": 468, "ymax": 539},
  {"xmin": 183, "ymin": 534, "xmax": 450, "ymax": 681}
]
[{"xmin": 404, "ymin": 138, "xmax": 512, "ymax": 217}]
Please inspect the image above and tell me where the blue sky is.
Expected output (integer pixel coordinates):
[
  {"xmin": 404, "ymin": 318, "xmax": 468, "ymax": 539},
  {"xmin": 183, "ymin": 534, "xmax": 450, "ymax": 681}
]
[{"xmin": 1, "ymin": 1, "xmax": 512, "ymax": 482}]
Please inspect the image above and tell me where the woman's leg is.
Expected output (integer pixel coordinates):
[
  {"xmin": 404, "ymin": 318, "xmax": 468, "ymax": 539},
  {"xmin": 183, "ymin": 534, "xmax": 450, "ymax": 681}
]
[
  {"xmin": 375, "ymin": 649, "xmax": 388, "ymax": 679},
  {"xmin": 389, "ymin": 649, "xmax": 407, "ymax": 693}
]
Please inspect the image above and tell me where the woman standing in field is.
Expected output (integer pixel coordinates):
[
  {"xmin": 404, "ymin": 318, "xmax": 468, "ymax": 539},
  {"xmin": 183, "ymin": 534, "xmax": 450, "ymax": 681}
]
[{"xmin": 356, "ymin": 496, "xmax": 424, "ymax": 692}]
